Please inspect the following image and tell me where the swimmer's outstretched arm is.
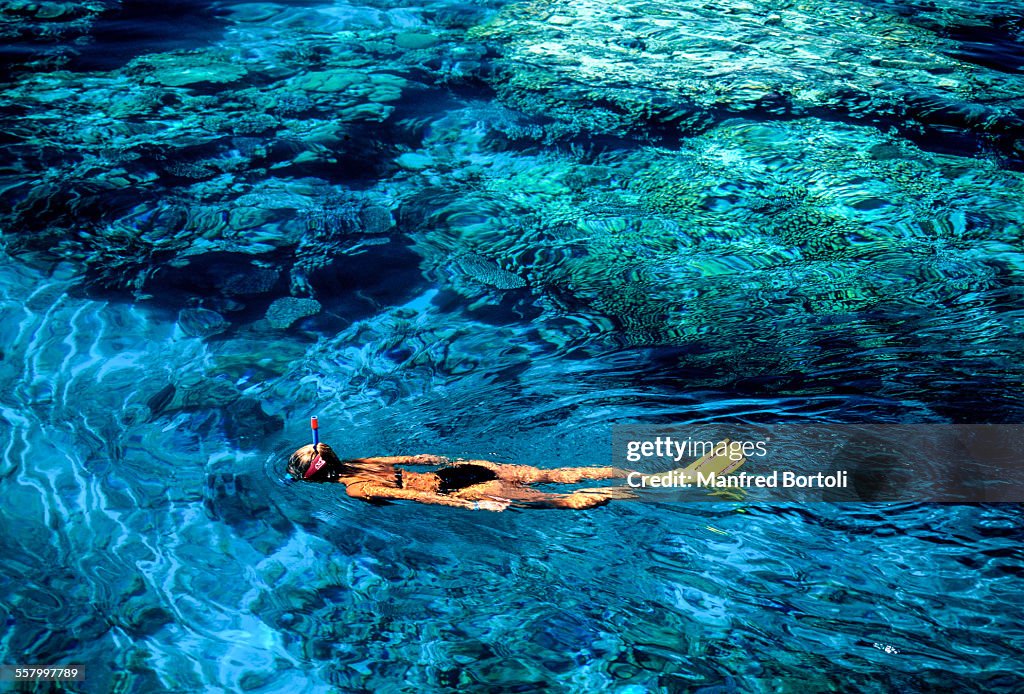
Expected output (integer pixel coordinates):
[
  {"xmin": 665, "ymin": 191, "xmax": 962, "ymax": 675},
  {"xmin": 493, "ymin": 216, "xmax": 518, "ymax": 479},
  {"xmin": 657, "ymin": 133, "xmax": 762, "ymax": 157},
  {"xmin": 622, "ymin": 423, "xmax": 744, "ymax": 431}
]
[
  {"xmin": 354, "ymin": 454, "xmax": 450, "ymax": 466},
  {"xmin": 456, "ymin": 460, "xmax": 630, "ymax": 485}
]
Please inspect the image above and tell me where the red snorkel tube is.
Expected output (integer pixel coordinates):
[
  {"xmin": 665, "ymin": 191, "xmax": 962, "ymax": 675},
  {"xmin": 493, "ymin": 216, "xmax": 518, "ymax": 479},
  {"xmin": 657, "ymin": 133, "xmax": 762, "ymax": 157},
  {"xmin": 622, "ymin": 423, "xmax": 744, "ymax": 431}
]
[{"xmin": 304, "ymin": 416, "xmax": 326, "ymax": 479}]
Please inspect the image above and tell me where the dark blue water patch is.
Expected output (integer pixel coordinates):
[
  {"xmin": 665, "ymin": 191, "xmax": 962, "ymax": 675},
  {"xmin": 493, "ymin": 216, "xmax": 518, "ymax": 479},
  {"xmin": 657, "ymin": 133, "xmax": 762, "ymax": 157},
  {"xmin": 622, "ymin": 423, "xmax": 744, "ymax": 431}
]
[
  {"xmin": 812, "ymin": 85, "xmax": 1022, "ymax": 166},
  {"xmin": 204, "ymin": 469, "xmax": 277, "ymax": 526},
  {"xmin": 424, "ymin": 3, "xmax": 500, "ymax": 30},
  {"xmin": 66, "ymin": 0, "xmax": 231, "ymax": 72},
  {"xmin": 887, "ymin": 3, "xmax": 1024, "ymax": 71},
  {"xmin": 268, "ymin": 124, "xmax": 407, "ymax": 187},
  {"xmin": 0, "ymin": 45, "xmax": 56, "ymax": 81},
  {"xmin": 944, "ymin": 20, "xmax": 1024, "ymax": 74},
  {"xmin": 5, "ymin": 0, "xmax": 346, "ymax": 76},
  {"xmin": 134, "ymin": 242, "xmax": 428, "ymax": 332},
  {"xmin": 63, "ymin": 0, "xmax": 335, "ymax": 73},
  {"xmin": 5, "ymin": 178, "xmax": 152, "ymax": 238},
  {"xmin": 463, "ymin": 290, "xmax": 543, "ymax": 326},
  {"xmin": 0, "ymin": 4, "xmax": 100, "ymax": 77},
  {"xmin": 741, "ymin": 361, "xmax": 1024, "ymax": 424},
  {"xmin": 901, "ymin": 93, "xmax": 1024, "ymax": 143},
  {"xmin": 146, "ymin": 252, "xmax": 285, "ymax": 299},
  {"xmin": 791, "ymin": 100, "xmax": 1023, "ymax": 170},
  {"xmin": 0, "ymin": 0, "xmax": 240, "ymax": 77},
  {"xmin": 925, "ymin": 383, "xmax": 1024, "ymax": 424},
  {"xmin": 850, "ymin": 1, "xmax": 1024, "ymax": 72},
  {"xmin": 306, "ymin": 239, "xmax": 428, "ymax": 313},
  {"xmin": 731, "ymin": 369, "xmax": 885, "ymax": 399},
  {"xmin": 132, "ymin": 129, "xmax": 398, "ymax": 189},
  {"xmin": 390, "ymin": 85, "xmax": 495, "ymax": 141},
  {"xmin": 0, "ymin": 103, "xmax": 31, "ymax": 151}
]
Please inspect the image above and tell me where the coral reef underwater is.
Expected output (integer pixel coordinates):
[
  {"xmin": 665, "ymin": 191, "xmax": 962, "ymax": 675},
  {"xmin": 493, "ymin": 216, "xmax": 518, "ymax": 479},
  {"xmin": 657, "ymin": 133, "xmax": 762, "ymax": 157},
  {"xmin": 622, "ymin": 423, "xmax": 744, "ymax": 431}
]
[{"xmin": 2, "ymin": 1, "xmax": 1022, "ymax": 391}]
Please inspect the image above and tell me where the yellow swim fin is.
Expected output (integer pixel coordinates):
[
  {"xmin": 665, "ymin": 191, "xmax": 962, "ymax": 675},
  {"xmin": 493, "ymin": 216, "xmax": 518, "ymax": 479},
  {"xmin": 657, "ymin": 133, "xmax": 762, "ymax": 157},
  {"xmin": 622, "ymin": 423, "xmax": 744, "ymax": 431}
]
[
  {"xmin": 682, "ymin": 438, "xmax": 746, "ymax": 481},
  {"xmin": 640, "ymin": 439, "xmax": 747, "ymax": 495}
]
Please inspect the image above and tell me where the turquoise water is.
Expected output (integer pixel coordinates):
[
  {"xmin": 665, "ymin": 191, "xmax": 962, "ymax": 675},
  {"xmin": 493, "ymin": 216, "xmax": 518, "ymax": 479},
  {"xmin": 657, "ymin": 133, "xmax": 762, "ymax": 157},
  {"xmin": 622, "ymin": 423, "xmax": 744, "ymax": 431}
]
[{"xmin": 2, "ymin": 0, "xmax": 1024, "ymax": 690}]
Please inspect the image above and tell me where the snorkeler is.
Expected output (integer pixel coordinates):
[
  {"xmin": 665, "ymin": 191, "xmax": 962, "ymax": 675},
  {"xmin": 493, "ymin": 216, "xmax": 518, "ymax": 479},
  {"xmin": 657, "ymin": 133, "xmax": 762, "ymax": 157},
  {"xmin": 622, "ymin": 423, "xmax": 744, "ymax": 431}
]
[{"xmin": 288, "ymin": 442, "xmax": 637, "ymax": 511}]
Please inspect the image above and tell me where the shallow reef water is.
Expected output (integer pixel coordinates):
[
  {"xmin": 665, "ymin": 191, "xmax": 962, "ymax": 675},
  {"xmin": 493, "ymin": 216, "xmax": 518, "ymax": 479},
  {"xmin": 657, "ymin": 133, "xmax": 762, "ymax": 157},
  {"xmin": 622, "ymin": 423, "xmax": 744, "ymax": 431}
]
[{"xmin": 1, "ymin": 0, "xmax": 1024, "ymax": 691}]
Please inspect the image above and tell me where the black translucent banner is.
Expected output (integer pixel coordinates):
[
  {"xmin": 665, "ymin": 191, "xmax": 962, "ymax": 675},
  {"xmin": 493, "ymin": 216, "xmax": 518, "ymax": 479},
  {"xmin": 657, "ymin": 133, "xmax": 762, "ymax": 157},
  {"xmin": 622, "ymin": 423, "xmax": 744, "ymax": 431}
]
[{"xmin": 611, "ymin": 425, "xmax": 1024, "ymax": 502}]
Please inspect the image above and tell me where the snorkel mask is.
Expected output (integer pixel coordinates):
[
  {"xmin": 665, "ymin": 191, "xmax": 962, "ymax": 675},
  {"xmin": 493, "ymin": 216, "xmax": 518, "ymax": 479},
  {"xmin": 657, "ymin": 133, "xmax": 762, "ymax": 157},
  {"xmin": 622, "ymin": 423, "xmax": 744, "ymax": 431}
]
[{"xmin": 303, "ymin": 416, "xmax": 326, "ymax": 480}]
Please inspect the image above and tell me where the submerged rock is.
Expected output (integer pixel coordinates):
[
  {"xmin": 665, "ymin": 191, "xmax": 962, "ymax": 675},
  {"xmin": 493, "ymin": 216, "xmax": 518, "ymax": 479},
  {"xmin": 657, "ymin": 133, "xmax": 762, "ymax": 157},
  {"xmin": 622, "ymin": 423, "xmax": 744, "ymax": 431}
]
[
  {"xmin": 395, "ymin": 32, "xmax": 439, "ymax": 50},
  {"xmin": 178, "ymin": 308, "xmax": 230, "ymax": 337},
  {"xmin": 134, "ymin": 52, "xmax": 249, "ymax": 88},
  {"xmin": 145, "ymin": 383, "xmax": 177, "ymax": 417},
  {"xmin": 220, "ymin": 268, "xmax": 280, "ymax": 297},
  {"xmin": 360, "ymin": 205, "xmax": 394, "ymax": 235},
  {"xmin": 265, "ymin": 297, "xmax": 322, "ymax": 329},
  {"xmin": 456, "ymin": 254, "xmax": 527, "ymax": 289},
  {"xmin": 396, "ymin": 152, "xmax": 433, "ymax": 170},
  {"xmin": 292, "ymin": 69, "xmax": 407, "ymax": 99},
  {"xmin": 470, "ymin": 0, "xmax": 1024, "ymax": 149}
]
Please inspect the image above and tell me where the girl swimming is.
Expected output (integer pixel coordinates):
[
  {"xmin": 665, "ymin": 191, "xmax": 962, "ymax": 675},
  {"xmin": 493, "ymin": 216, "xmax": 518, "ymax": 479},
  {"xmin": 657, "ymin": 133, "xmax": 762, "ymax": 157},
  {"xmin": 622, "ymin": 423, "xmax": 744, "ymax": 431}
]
[{"xmin": 287, "ymin": 443, "xmax": 637, "ymax": 511}]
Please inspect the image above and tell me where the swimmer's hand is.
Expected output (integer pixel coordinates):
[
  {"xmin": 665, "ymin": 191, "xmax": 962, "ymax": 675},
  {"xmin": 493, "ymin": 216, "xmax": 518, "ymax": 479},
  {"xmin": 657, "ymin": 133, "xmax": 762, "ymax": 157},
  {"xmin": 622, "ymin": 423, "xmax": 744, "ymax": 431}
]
[
  {"xmin": 474, "ymin": 498, "xmax": 511, "ymax": 512},
  {"xmin": 562, "ymin": 486, "xmax": 639, "ymax": 509},
  {"xmin": 578, "ymin": 486, "xmax": 639, "ymax": 500}
]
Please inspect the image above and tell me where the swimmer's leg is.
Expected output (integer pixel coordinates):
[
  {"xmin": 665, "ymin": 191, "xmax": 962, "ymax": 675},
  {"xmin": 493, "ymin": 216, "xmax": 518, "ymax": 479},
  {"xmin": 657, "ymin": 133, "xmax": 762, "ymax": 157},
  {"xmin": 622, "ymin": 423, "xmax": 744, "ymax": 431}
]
[
  {"xmin": 510, "ymin": 488, "xmax": 631, "ymax": 510},
  {"xmin": 536, "ymin": 467, "xmax": 631, "ymax": 484},
  {"xmin": 453, "ymin": 481, "xmax": 633, "ymax": 510},
  {"xmin": 456, "ymin": 461, "xmax": 630, "ymax": 485}
]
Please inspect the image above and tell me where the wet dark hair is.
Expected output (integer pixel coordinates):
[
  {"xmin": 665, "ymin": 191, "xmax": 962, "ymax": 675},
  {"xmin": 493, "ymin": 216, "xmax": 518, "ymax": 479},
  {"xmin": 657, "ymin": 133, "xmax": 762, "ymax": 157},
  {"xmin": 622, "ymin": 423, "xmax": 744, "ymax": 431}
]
[{"xmin": 287, "ymin": 443, "xmax": 344, "ymax": 481}]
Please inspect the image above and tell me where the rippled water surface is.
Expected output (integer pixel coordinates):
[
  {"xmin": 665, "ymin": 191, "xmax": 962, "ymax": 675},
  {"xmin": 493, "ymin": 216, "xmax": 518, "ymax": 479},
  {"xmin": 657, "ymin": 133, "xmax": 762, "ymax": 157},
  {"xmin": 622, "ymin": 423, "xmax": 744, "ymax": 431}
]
[{"xmin": 2, "ymin": 0, "xmax": 1024, "ymax": 691}]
